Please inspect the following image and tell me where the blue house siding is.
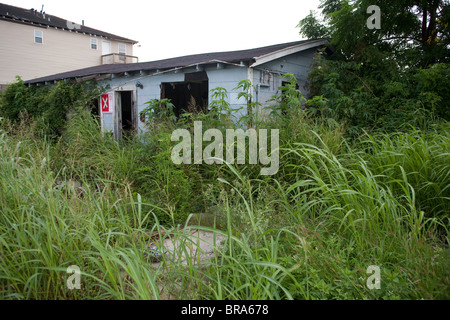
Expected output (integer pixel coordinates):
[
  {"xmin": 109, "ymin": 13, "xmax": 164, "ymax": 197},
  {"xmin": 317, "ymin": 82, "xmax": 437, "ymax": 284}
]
[
  {"xmin": 98, "ymin": 49, "xmax": 316, "ymax": 135},
  {"xmin": 25, "ymin": 40, "xmax": 327, "ymax": 137},
  {"xmin": 206, "ymin": 65, "xmax": 249, "ymax": 120},
  {"xmin": 251, "ymin": 47, "xmax": 317, "ymax": 112},
  {"xmin": 98, "ymin": 64, "xmax": 251, "ymax": 134}
]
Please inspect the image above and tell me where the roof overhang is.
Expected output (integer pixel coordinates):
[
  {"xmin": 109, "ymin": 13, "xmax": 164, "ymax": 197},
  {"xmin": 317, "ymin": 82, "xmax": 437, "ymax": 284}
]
[
  {"xmin": 0, "ymin": 6, "xmax": 138, "ymax": 44},
  {"xmin": 25, "ymin": 39, "xmax": 329, "ymax": 85},
  {"xmin": 251, "ymin": 39, "xmax": 328, "ymax": 68}
]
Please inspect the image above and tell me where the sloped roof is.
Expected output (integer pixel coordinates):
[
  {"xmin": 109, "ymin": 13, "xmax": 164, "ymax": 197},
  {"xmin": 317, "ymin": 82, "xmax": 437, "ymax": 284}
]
[
  {"xmin": 0, "ymin": 3, "xmax": 137, "ymax": 43},
  {"xmin": 26, "ymin": 39, "xmax": 328, "ymax": 84}
]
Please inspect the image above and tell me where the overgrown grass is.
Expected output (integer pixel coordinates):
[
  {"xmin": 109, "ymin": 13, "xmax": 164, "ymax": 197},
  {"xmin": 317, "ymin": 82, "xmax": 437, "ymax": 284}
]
[{"xmin": 0, "ymin": 105, "xmax": 448, "ymax": 300}]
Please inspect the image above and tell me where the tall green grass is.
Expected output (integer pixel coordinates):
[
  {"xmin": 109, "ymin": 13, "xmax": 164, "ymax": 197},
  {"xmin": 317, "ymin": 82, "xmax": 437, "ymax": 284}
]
[
  {"xmin": 0, "ymin": 111, "xmax": 448, "ymax": 300},
  {"xmin": 0, "ymin": 121, "xmax": 299, "ymax": 299}
]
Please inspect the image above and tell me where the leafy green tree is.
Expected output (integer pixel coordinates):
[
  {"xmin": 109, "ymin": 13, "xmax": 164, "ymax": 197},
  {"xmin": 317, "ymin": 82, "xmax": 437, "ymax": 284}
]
[
  {"xmin": 297, "ymin": 0, "xmax": 450, "ymax": 134},
  {"xmin": 297, "ymin": 10, "xmax": 331, "ymax": 39},
  {"xmin": 300, "ymin": 0, "xmax": 450, "ymax": 66}
]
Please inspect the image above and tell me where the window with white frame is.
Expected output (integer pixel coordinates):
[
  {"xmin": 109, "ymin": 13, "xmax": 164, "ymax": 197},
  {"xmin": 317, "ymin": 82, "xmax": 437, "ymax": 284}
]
[
  {"xmin": 34, "ymin": 30, "xmax": 43, "ymax": 44},
  {"xmin": 118, "ymin": 43, "xmax": 126, "ymax": 61},
  {"xmin": 118, "ymin": 43, "xmax": 126, "ymax": 55},
  {"xmin": 91, "ymin": 38, "xmax": 98, "ymax": 50}
]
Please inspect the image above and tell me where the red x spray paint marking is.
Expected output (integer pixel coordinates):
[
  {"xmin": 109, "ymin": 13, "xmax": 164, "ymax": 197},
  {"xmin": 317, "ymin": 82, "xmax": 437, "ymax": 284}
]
[{"xmin": 101, "ymin": 94, "xmax": 110, "ymax": 112}]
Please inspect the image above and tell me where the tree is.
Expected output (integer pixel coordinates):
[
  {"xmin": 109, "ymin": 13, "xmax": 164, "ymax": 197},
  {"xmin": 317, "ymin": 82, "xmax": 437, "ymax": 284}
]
[
  {"xmin": 299, "ymin": 0, "xmax": 450, "ymax": 66},
  {"xmin": 297, "ymin": 10, "xmax": 330, "ymax": 39},
  {"xmin": 297, "ymin": 0, "xmax": 450, "ymax": 134}
]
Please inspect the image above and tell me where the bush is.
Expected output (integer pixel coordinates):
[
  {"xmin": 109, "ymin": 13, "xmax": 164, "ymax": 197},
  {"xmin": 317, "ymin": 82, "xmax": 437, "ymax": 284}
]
[
  {"xmin": 305, "ymin": 54, "xmax": 449, "ymax": 135},
  {"xmin": 0, "ymin": 77, "xmax": 103, "ymax": 137}
]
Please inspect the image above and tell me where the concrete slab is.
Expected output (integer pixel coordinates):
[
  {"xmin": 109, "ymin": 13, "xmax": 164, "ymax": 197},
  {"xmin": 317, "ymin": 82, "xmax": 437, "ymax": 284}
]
[{"xmin": 150, "ymin": 228, "xmax": 227, "ymax": 268}]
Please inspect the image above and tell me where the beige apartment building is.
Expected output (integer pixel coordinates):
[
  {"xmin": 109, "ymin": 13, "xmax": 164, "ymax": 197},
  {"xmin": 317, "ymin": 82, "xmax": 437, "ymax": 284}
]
[{"xmin": 0, "ymin": 3, "xmax": 138, "ymax": 88}]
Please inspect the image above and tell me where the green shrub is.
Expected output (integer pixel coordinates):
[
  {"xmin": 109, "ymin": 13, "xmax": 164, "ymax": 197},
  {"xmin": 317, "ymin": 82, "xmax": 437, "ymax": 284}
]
[
  {"xmin": 0, "ymin": 77, "xmax": 102, "ymax": 137},
  {"xmin": 305, "ymin": 55, "xmax": 449, "ymax": 135}
]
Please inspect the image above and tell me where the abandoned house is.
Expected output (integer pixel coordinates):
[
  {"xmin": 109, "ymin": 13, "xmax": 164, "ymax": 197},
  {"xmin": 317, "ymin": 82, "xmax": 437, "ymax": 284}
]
[{"xmin": 26, "ymin": 39, "xmax": 328, "ymax": 139}]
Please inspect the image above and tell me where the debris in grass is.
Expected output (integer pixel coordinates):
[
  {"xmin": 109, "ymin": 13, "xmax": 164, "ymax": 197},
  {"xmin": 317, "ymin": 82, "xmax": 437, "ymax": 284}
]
[
  {"xmin": 147, "ymin": 245, "xmax": 167, "ymax": 263},
  {"xmin": 149, "ymin": 228, "xmax": 226, "ymax": 267}
]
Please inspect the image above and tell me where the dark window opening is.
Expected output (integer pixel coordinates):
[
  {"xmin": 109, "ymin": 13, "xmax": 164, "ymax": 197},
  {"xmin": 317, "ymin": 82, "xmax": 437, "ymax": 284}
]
[
  {"xmin": 281, "ymin": 81, "xmax": 300, "ymax": 91},
  {"xmin": 279, "ymin": 81, "xmax": 300, "ymax": 115},
  {"xmin": 91, "ymin": 98, "xmax": 99, "ymax": 119},
  {"xmin": 161, "ymin": 73, "xmax": 209, "ymax": 118}
]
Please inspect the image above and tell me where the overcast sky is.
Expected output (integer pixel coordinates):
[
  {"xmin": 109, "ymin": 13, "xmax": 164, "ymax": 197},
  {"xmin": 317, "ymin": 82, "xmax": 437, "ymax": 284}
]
[{"xmin": 3, "ymin": 0, "xmax": 321, "ymax": 62}]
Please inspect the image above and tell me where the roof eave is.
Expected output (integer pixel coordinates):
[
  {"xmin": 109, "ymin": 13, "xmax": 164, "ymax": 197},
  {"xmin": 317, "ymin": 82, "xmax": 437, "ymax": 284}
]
[
  {"xmin": 0, "ymin": 13, "xmax": 138, "ymax": 44},
  {"xmin": 250, "ymin": 39, "xmax": 329, "ymax": 68},
  {"xmin": 27, "ymin": 59, "xmax": 248, "ymax": 85}
]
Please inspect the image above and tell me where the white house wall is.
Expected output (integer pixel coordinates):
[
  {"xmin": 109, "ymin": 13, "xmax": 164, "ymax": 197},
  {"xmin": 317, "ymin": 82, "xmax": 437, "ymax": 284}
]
[{"xmin": 0, "ymin": 19, "xmax": 134, "ymax": 84}]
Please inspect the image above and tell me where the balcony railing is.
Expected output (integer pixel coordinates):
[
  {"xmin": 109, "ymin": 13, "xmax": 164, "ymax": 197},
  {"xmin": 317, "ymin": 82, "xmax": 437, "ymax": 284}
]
[{"xmin": 101, "ymin": 53, "xmax": 139, "ymax": 65}]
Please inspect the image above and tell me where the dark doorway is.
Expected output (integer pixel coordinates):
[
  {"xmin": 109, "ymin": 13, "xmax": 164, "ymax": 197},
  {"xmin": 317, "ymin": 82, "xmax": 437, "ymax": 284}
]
[
  {"xmin": 161, "ymin": 73, "xmax": 209, "ymax": 118},
  {"xmin": 91, "ymin": 97, "xmax": 100, "ymax": 119},
  {"xmin": 121, "ymin": 91, "xmax": 133, "ymax": 132},
  {"xmin": 280, "ymin": 81, "xmax": 300, "ymax": 115},
  {"xmin": 115, "ymin": 90, "xmax": 136, "ymax": 140}
]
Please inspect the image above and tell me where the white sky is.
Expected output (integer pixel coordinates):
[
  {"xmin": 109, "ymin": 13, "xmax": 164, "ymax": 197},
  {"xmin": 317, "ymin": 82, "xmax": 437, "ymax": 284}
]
[{"xmin": 3, "ymin": 0, "xmax": 321, "ymax": 62}]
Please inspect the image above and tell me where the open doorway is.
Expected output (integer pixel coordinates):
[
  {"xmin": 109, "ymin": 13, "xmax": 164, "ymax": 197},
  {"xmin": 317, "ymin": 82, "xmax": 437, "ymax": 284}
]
[
  {"xmin": 121, "ymin": 91, "xmax": 133, "ymax": 132},
  {"xmin": 161, "ymin": 72, "xmax": 209, "ymax": 117},
  {"xmin": 115, "ymin": 90, "xmax": 137, "ymax": 139},
  {"xmin": 91, "ymin": 97, "xmax": 100, "ymax": 119}
]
